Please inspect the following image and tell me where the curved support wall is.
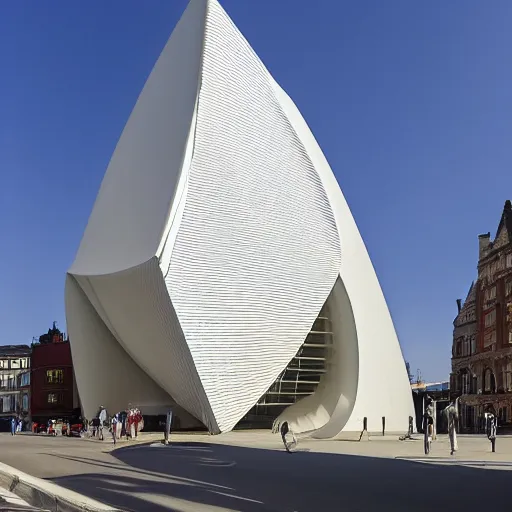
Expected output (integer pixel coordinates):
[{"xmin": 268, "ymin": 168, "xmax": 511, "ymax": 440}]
[
  {"xmin": 273, "ymin": 80, "xmax": 415, "ymax": 435},
  {"xmin": 65, "ymin": 273, "xmax": 174, "ymax": 416},
  {"xmin": 272, "ymin": 277, "xmax": 359, "ymax": 435}
]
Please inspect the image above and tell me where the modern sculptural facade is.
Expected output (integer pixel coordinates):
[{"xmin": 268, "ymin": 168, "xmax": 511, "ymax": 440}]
[{"xmin": 66, "ymin": 0, "xmax": 414, "ymax": 436}]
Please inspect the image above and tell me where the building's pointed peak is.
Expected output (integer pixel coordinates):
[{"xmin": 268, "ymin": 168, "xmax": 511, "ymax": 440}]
[
  {"xmin": 493, "ymin": 199, "xmax": 512, "ymax": 246},
  {"xmin": 455, "ymin": 281, "xmax": 476, "ymax": 323},
  {"xmin": 464, "ymin": 281, "xmax": 476, "ymax": 305}
]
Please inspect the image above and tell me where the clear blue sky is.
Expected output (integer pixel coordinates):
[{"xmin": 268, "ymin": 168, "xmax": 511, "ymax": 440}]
[{"xmin": 1, "ymin": 0, "xmax": 511, "ymax": 381}]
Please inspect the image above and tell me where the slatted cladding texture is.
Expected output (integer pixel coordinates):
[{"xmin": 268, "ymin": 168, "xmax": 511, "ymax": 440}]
[{"xmin": 166, "ymin": 1, "xmax": 341, "ymax": 432}]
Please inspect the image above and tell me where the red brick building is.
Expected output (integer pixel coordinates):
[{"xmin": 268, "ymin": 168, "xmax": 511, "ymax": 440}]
[
  {"xmin": 31, "ymin": 339, "xmax": 78, "ymax": 423},
  {"xmin": 452, "ymin": 200, "xmax": 512, "ymax": 431}
]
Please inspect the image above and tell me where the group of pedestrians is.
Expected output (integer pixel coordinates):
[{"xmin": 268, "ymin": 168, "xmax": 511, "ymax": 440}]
[
  {"xmin": 10, "ymin": 416, "xmax": 22, "ymax": 435},
  {"xmin": 88, "ymin": 405, "xmax": 144, "ymax": 444},
  {"xmin": 422, "ymin": 396, "xmax": 459, "ymax": 455},
  {"xmin": 423, "ymin": 396, "xmax": 499, "ymax": 455},
  {"xmin": 90, "ymin": 406, "xmax": 108, "ymax": 440}
]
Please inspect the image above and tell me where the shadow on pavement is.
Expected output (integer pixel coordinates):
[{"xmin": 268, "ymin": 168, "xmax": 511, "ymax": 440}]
[{"xmin": 50, "ymin": 441, "xmax": 512, "ymax": 511}]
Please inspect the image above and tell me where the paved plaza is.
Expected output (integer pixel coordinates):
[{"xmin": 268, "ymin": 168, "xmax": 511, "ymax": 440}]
[{"xmin": 0, "ymin": 431, "xmax": 511, "ymax": 511}]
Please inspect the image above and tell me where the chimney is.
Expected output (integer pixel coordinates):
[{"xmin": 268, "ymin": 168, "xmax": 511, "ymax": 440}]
[
  {"xmin": 478, "ymin": 232, "xmax": 491, "ymax": 259},
  {"xmin": 456, "ymin": 299, "xmax": 462, "ymax": 313}
]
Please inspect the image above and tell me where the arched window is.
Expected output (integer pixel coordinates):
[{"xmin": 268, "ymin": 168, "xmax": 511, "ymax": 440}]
[
  {"xmin": 484, "ymin": 368, "xmax": 496, "ymax": 393},
  {"xmin": 461, "ymin": 370, "xmax": 470, "ymax": 394}
]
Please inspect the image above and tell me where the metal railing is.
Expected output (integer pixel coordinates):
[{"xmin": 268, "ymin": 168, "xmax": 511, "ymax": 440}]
[{"xmin": 239, "ymin": 305, "xmax": 335, "ymax": 425}]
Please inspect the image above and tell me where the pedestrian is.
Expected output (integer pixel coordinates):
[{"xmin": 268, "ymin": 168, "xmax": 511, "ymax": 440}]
[
  {"xmin": 444, "ymin": 399, "xmax": 459, "ymax": 455},
  {"xmin": 280, "ymin": 421, "xmax": 297, "ymax": 453},
  {"xmin": 111, "ymin": 415, "xmax": 118, "ymax": 445},
  {"xmin": 164, "ymin": 409, "xmax": 173, "ymax": 445},
  {"xmin": 10, "ymin": 417, "xmax": 16, "ymax": 436},
  {"xmin": 115, "ymin": 413, "xmax": 122, "ymax": 440},
  {"xmin": 98, "ymin": 406, "xmax": 107, "ymax": 441},
  {"xmin": 486, "ymin": 407, "xmax": 497, "ymax": 452},
  {"xmin": 119, "ymin": 409, "xmax": 127, "ymax": 439}
]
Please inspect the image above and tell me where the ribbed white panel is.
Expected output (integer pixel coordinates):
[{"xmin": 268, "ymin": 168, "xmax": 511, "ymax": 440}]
[
  {"xmin": 73, "ymin": 258, "xmax": 218, "ymax": 432},
  {"xmin": 166, "ymin": 0, "xmax": 341, "ymax": 432}
]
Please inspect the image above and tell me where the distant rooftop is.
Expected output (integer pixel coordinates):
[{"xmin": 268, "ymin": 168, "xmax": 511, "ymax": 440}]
[
  {"xmin": 411, "ymin": 381, "xmax": 449, "ymax": 392},
  {"xmin": 0, "ymin": 345, "xmax": 31, "ymax": 357}
]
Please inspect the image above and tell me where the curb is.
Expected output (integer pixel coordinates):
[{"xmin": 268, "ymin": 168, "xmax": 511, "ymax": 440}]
[
  {"xmin": 396, "ymin": 457, "xmax": 512, "ymax": 466},
  {"xmin": 0, "ymin": 484, "xmax": 45, "ymax": 511},
  {"xmin": 0, "ymin": 462, "xmax": 122, "ymax": 512}
]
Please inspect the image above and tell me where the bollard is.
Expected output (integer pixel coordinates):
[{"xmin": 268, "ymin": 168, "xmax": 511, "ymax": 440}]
[
  {"xmin": 382, "ymin": 416, "xmax": 385, "ymax": 436},
  {"xmin": 408, "ymin": 416, "xmax": 413, "ymax": 436},
  {"xmin": 359, "ymin": 417, "xmax": 368, "ymax": 441},
  {"xmin": 486, "ymin": 411, "xmax": 497, "ymax": 453}
]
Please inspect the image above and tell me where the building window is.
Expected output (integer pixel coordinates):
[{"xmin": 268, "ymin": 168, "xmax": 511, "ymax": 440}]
[
  {"xmin": 0, "ymin": 360, "xmax": 7, "ymax": 369},
  {"xmin": 46, "ymin": 369, "xmax": 64, "ymax": 384},
  {"xmin": 471, "ymin": 336, "xmax": 477, "ymax": 354},
  {"xmin": 507, "ymin": 253, "xmax": 512, "ymax": 268},
  {"xmin": 484, "ymin": 330, "xmax": 496, "ymax": 347},
  {"xmin": 47, "ymin": 392, "xmax": 61, "ymax": 404},
  {"xmin": 504, "ymin": 362, "xmax": 512, "ymax": 391},
  {"xmin": 485, "ymin": 286, "xmax": 497, "ymax": 302},
  {"xmin": 462, "ymin": 373, "xmax": 470, "ymax": 394},
  {"xmin": 10, "ymin": 359, "xmax": 20, "ymax": 369},
  {"xmin": 2, "ymin": 397, "xmax": 10, "ymax": 413},
  {"xmin": 20, "ymin": 373, "xmax": 30, "ymax": 387},
  {"xmin": 22, "ymin": 394, "xmax": 29, "ymax": 411},
  {"xmin": 485, "ymin": 310, "xmax": 496, "ymax": 328},
  {"xmin": 507, "ymin": 281, "xmax": 512, "ymax": 297},
  {"xmin": 484, "ymin": 369, "xmax": 493, "ymax": 392}
]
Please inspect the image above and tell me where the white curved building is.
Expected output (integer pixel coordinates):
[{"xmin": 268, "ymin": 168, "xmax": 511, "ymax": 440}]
[{"xmin": 66, "ymin": 0, "xmax": 414, "ymax": 436}]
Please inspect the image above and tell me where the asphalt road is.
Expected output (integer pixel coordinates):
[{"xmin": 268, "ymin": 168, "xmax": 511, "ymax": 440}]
[{"xmin": 0, "ymin": 433, "xmax": 511, "ymax": 511}]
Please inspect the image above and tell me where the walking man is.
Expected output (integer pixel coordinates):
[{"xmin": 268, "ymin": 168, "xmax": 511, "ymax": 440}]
[
  {"xmin": 444, "ymin": 399, "xmax": 459, "ymax": 455},
  {"xmin": 111, "ymin": 414, "xmax": 118, "ymax": 445},
  {"xmin": 486, "ymin": 407, "xmax": 497, "ymax": 452},
  {"xmin": 98, "ymin": 406, "xmax": 107, "ymax": 441},
  {"xmin": 10, "ymin": 416, "xmax": 16, "ymax": 436},
  {"xmin": 424, "ymin": 396, "xmax": 434, "ymax": 441},
  {"xmin": 280, "ymin": 421, "xmax": 297, "ymax": 453}
]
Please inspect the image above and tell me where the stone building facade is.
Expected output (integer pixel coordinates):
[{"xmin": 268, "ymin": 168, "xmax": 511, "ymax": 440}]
[
  {"xmin": 0, "ymin": 345, "xmax": 31, "ymax": 430},
  {"xmin": 451, "ymin": 200, "xmax": 512, "ymax": 432}
]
